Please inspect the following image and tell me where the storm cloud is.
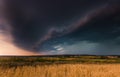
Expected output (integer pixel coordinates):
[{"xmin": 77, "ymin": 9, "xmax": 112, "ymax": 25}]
[{"xmin": 0, "ymin": 0, "xmax": 120, "ymax": 55}]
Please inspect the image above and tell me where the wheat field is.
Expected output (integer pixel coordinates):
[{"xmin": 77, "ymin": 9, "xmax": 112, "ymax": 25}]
[{"xmin": 0, "ymin": 64, "xmax": 120, "ymax": 77}]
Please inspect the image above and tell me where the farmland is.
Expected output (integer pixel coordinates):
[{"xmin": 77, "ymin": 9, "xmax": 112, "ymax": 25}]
[{"xmin": 0, "ymin": 55, "xmax": 120, "ymax": 77}]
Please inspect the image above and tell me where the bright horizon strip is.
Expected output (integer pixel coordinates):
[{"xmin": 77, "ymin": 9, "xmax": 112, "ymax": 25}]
[{"xmin": 0, "ymin": 34, "xmax": 41, "ymax": 56}]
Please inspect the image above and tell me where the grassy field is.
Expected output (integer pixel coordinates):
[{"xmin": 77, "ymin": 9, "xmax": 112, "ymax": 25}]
[
  {"xmin": 0, "ymin": 64, "xmax": 120, "ymax": 77},
  {"xmin": 0, "ymin": 55, "xmax": 120, "ymax": 77}
]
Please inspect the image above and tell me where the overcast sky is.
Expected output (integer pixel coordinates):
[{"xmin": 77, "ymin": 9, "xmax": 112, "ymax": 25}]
[{"xmin": 0, "ymin": 0, "xmax": 120, "ymax": 55}]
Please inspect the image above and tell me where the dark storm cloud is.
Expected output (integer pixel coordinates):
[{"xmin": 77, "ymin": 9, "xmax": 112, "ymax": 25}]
[
  {"xmin": 34, "ymin": 1, "xmax": 120, "ymax": 49},
  {"xmin": 1, "ymin": 0, "xmax": 120, "ymax": 54},
  {"xmin": 70, "ymin": 6, "xmax": 120, "ymax": 43},
  {"xmin": 54, "ymin": 1, "xmax": 120, "ymax": 55}
]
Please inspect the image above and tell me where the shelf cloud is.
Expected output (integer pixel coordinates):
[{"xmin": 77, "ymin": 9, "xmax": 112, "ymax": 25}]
[{"xmin": 0, "ymin": 0, "xmax": 120, "ymax": 55}]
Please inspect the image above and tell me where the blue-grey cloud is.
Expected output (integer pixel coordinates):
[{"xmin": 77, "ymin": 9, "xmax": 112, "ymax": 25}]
[{"xmin": 1, "ymin": 0, "xmax": 120, "ymax": 55}]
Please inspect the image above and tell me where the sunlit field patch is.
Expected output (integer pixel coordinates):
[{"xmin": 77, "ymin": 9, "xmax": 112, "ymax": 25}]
[{"xmin": 0, "ymin": 64, "xmax": 120, "ymax": 77}]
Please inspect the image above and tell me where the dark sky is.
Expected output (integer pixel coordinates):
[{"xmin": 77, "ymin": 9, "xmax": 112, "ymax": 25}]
[{"xmin": 1, "ymin": 0, "xmax": 120, "ymax": 55}]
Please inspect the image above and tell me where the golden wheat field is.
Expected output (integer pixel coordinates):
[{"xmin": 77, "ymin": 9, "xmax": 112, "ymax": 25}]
[{"xmin": 0, "ymin": 64, "xmax": 120, "ymax": 77}]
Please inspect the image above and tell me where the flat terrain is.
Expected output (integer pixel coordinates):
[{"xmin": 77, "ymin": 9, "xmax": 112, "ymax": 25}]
[
  {"xmin": 1, "ymin": 64, "xmax": 120, "ymax": 77},
  {"xmin": 0, "ymin": 55, "xmax": 120, "ymax": 66},
  {"xmin": 0, "ymin": 55, "xmax": 120, "ymax": 77}
]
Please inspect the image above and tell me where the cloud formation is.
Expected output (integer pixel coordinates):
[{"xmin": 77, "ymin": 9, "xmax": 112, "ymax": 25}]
[
  {"xmin": 0, "ymin": 0, "xmax": 120, "ymax": 55},
  {"xmin": 0, "ymin": 34, "xmax": 39, "ymax": 55}
]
